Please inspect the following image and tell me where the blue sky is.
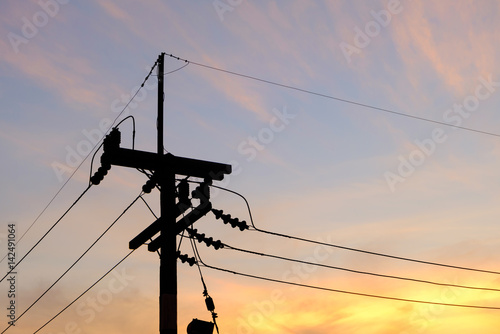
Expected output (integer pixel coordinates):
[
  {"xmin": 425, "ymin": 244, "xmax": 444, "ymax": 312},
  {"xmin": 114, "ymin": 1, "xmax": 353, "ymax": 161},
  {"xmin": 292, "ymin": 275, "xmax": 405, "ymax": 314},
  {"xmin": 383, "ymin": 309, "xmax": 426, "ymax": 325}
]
[{"xmin": 2, "ymin": 1, "xmax": 500, "ymax": 333}]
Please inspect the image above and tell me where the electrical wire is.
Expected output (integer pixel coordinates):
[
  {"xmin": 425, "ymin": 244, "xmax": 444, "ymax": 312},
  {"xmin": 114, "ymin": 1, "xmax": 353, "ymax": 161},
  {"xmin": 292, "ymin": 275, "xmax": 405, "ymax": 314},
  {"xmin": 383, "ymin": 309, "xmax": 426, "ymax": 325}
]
[
  {"xmin": 252, "ymin": 228, "xmax": 500, "ymax": 275},
  {"xmin": 176, "ymin": 178, "xmax": 196, "ymax": 252},
  {"xmin": 210, "ymin": 185, "xmax": 256, "ymax": 227},
  {"xmin": 163, "ymin": 61, "xmax": 190, "ymax": 76},
  {"xmin": 137, "ymin": 169, "xmax": 162, "ymax": 192},
  {"xmin": 190, "ymin": 238, "xmax": 220, "ymax": 334},
  {"xmin": 114, "ymin": 115, "xmax": 136, "ymax": 150},
  {"xmin": 200, "ymin": 261, "xmax": 500, "ymax": 311},
  {"xmin": 223, "ymin": 243, "xmax": 500, "ymax": 293},
  {"xmin": 166, "ymin": 53, "xmax": 500, "ymax": 139},
  {"xmin": 178, "ymin": 224, "xmax": 187, "ymax": 253},
  {"xmin": 1, "ymin": 194, "xmax": 142, "ymax": 333},
  {"xmin": 139, "ymin": 195, "xmax": 161, "ymax": 257},
  {"xmin": 190, "ymin": 237, "xmax": 207, "ymax": 289},
  {"xmin": 139, "ymin": 194, "xmax": 158, "ymax": 219},
  {"xmin": 0, "ymin": 60, "xmax": 159, "ymax": 266},
  {"xmin": 211, "ymin": 184, "xmax": 500, "ymax": 276},
  {"xmin": 0, "ymin": 169, "xmax": 75, "ymax": 264},
  {"xmin": 8, "ymin": 47, "xmax": 497, "ymax": 330},
  {"xmin": 32, "ymin": 249, "xmax": 135, "ymax": 334},
  {"xmin": 88, "ymin": 139, "xmax": 105, "ymax": 185},
  {"xmin": 0, "ymin": 185, "xmax": 92, "ymax": 283}
]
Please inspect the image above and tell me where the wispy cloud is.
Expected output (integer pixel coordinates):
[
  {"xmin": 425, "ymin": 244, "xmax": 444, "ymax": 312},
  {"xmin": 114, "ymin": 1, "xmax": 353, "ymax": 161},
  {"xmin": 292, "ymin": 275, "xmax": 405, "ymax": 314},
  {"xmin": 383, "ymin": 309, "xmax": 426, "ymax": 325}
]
[
  {"xmin": 0, "ymin": 38, "xmax": 106, "ymax": 108},
  {"xmin": 393, "ymin": 1, "xmax": 500, "ymax": 96}
]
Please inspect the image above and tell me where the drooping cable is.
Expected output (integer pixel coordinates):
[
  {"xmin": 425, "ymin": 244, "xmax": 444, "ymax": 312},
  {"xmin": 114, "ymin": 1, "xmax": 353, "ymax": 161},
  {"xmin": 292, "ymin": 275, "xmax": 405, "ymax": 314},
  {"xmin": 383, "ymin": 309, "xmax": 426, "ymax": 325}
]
[
  {"xmin": 0, "ymin": 170, "xmax": 76, "ymax": 264},
  {"xmin": 162, "ymin": 61, "xmax": 190, "ymax": 76},
  {"xmin": 114, "ymin": 115, "xmax": 136, "ymax": 150},
  {"xmin": 1, "ymin": 193, "xmax": 142, "ymax": 332},
  {"xmin": 178, "ymin": 226, "xmax": 186, "ymax": 253},
  {"xmin": 190, "ymin": 238, "xmax": 220, "ymax": 334},
  {"xmin": 252, "ymin": 229, "xmax": 500, "ymax": 275},
  {"xmin": 139, "ymin": 194, "xmax": 158, "ymax": 219},
  {"xmin": 32, "ymin": 250, "xmax": 135, "ymax": 334},
  {"xmin": 0, "ymin": 185, "xmax": 92, "ymax": 283},
  {"xmin": 166, "ymin": 53, "xmax": 500, "ymax": 139},
  {"xmin": 138, "ymin": 195, "xmax": 161, "ymax": 257},
  {"xmin": 223, "ymin": 243, "xmax": 500, "ymax": 292},
  {"xmin": 211, "ymin": 184, "xmax": 500, "ymax": 275},
  {"xmin": 200, "ymin": 260, "xmax": 500, "ymax": 310},
  {"xmin": 88, "ymin": 141, "xmax": 105, "ymax": 185}
]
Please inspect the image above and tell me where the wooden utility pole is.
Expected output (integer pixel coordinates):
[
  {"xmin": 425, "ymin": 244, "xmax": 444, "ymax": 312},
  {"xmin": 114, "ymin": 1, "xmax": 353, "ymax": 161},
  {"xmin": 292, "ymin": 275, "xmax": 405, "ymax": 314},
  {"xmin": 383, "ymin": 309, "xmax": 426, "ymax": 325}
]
[
  {"xmin": 94, "ymin": 53, "xmax": 231, "ymax": 333},
  {"xmin": 157, "ymin": 52, "xmax": 178, "ymax": 334}
]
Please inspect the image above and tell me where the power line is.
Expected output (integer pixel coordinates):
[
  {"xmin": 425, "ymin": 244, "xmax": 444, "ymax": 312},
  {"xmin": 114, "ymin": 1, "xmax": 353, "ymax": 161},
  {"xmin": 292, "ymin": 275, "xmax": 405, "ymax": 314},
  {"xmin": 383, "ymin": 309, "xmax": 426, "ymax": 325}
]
[
  {"xmin": 0, "ymin": 185, "xmax": 92, "ymax": 283},
  {"xmin": 166, "ymin": 53, "xmax": 500, "ymax": 139},
  {"xmin": 0, "ymin": 60, "xmax": 159, "ymax": 266},
  {"xmin": 201, "ymin": 261, "xmax": 500, "ymax": 310},
  {"xmin": 32, "ymin": 249, "xmax": 135, "ymax": 334},
  {"xmin": 139, "ymin": 194, "xmax": 159, "ymax": 219},
  {"xmin": 211, "ymin": 184, "xmax": 500, "ymax": 276},
  {"xmin": 0, "ymin": 168, "xmax": 76, "ymax": 264},
  {"xmin": 138, "ymin": 194, "xmax": 161, "ymax": 257},
  {"xmin": 190, "ymin": 238, "xmax": 220, "ymax": 333},
  {"xmin": 1, "ymin": 194, "xmax": 142, "ymax": 333},
  {"xmin": 223, "ymin": 243, "xmax": 500, "ymax": 292},
  {"xmin": 157, "ymin": 61, "xmax": 190, "ymax": 76},
  {"xmin": 252, "ymin": 228, "xmax": 500, "ymax": 275}
]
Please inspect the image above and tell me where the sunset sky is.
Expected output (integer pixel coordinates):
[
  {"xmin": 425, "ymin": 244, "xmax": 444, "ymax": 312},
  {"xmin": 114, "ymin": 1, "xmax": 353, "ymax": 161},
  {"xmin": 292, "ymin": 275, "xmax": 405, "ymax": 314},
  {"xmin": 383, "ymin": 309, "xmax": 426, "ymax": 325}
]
[{"xmin": 2, "ymin": 1, "xmax": 500, "ymax": 333}]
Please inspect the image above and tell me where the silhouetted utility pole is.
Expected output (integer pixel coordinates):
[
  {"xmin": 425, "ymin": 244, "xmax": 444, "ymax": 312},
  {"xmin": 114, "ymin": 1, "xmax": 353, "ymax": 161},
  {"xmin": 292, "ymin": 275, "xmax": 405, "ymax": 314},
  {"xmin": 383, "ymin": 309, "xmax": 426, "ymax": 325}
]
[
  {"xmin": 98, "ymin": 53, "xmax": 231, "ymax": 333},
  {"xmin": 157, "ymin": 51, "xmax": 177, "ymax": 334}
]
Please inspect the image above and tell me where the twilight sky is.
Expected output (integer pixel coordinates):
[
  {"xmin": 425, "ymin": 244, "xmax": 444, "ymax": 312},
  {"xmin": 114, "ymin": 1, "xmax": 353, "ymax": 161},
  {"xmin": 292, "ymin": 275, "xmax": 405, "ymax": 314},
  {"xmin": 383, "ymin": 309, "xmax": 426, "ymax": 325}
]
[{"xmin": 2, "ymin": 1, "xmax": 500, "ymax": 333}]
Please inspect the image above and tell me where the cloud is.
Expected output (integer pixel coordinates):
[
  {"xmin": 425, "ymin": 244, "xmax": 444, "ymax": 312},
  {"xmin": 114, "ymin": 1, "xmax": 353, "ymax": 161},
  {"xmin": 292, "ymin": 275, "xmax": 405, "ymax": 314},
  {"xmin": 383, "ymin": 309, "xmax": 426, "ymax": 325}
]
[
  {"xmin": 98, "ymin": 0, "xmax": 133, "ymax": 22},
  {"xmin": 392, "ymin": 1, "xmax": 500, "ymax": 96},
  {"xmin": 0, "ymin": 39, "xmax": 107, "ymax": 109},
  {"xmin": 0, "ymin": 120, "xmax": 48, "ymax": 157}
]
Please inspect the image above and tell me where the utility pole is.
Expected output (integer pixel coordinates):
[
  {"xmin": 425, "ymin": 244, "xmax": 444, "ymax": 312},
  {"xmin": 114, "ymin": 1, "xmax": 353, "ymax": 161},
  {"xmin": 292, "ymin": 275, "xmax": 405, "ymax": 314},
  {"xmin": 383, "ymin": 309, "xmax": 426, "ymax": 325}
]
[
  {"xmin": 157, "ymin": 52, "xmax": 178, "ymax": 334},
  {"xmin": 94, "ymin": 53, "xmax": 231, "ymax": 333}
]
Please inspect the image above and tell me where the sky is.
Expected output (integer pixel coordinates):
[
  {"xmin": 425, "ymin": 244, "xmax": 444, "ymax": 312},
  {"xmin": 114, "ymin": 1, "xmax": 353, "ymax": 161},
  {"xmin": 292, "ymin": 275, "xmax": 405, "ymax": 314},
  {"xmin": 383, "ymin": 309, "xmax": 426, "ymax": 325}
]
[{"xmin": 1, "ymin": 0, "xmax": 500, "ymax": 333}]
